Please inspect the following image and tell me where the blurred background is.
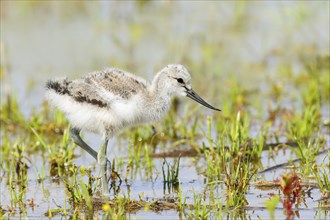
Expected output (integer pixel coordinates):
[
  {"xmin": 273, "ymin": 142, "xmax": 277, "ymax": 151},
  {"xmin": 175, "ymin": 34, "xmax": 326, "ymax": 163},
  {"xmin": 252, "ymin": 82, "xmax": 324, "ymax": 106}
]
[
  {"xmin": 1, "ymin": 1, "xmax": 329, "ymax": 114},
  {"xmin": 1, "ymin": 2, "xmax": 329, "ymax": 218}
]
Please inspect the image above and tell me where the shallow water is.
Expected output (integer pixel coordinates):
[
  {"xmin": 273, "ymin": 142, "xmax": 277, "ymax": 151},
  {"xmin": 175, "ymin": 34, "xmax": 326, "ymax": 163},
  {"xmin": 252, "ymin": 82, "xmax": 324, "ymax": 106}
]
[{"xmin": 1, "ymin": 143, "xmax": 329, "ymax": 219}]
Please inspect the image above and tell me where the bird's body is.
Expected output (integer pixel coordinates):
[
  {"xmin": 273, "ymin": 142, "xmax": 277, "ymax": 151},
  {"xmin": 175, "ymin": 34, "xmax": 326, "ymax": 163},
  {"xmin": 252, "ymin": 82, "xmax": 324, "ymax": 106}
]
[
  {"xmin": 46, "ymin": 64, "xmax": 220, "ymax": 195},
  {"xmin": 46, "ymin": 67, "xmax": 171, "ymax": 138}
]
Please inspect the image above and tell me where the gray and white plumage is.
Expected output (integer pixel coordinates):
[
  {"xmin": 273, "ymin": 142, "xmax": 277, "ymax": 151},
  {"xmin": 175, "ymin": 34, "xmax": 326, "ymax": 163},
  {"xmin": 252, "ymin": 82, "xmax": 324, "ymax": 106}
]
[
  {"xmin": 45, "ymin": 64, "xmax": 220, "ymax": 195},
  {"xmin": 46, "ymin": 64, "xmax": 220, "ymax": 138}
]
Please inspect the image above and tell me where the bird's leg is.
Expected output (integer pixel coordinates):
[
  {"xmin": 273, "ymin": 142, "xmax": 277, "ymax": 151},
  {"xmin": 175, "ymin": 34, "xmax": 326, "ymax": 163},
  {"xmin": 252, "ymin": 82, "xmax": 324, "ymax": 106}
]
[
  {"xmin": 98, "ymin": 137, "xmax": 109, "ymax": 195},
  {"xmin": 70, "ymin": 127, "xmax": 112, "ymax": 175},
  {"xmin": 70, "ymin": 127, "xmax": 98, "ymax": 159}
]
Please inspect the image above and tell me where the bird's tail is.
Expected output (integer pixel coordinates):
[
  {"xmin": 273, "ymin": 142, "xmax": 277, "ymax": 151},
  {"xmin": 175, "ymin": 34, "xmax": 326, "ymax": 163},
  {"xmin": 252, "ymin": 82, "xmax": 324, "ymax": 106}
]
[{"xmin": 45, "ymin": 78, "xmax": 71, "ymax": 95}]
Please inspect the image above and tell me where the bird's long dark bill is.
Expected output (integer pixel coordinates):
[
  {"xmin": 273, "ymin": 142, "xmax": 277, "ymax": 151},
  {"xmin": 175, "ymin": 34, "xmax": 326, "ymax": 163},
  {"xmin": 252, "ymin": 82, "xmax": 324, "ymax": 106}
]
[{"xmin": 186, "ymin": 88, "xmax": 221, "ymax": 111}]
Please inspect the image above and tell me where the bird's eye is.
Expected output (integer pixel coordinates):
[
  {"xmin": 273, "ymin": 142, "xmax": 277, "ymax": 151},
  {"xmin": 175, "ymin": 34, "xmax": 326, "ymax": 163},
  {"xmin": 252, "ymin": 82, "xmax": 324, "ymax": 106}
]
[{"xmin": 176, "ymin": 78, "xmax": 184, "ymax": 84}]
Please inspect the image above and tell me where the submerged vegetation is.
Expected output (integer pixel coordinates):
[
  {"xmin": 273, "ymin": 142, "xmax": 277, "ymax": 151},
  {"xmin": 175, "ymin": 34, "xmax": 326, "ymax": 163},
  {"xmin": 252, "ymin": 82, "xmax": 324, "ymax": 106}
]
[{"xmin": 1, "ymin": 1, "xmax": 329, "ymax": 219}]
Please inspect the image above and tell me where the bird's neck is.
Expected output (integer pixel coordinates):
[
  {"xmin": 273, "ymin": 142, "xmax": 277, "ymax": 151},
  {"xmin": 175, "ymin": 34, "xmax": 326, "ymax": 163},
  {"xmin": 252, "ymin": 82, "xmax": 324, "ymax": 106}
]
[
  {"xmin": 150, "ymin": 71, "xmax": 173, "ymax": 100},
  {"xmin": 147, "ymin": 72, "xmax": 173, "ymax": 116}
]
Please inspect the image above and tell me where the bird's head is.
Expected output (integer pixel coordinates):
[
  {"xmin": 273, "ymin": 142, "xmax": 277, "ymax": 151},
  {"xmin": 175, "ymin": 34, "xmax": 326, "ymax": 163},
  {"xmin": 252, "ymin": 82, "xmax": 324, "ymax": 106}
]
[{"xmin": 157, "ymin": 64, "xmax": 221, "ymax": 111}]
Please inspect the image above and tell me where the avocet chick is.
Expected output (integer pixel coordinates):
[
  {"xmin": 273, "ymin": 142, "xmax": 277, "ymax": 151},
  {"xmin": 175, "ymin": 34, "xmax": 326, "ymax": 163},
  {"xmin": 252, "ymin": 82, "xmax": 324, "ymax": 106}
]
[{"xmin": 45, "ymin": 64, "xmax": 220, "ymax": 195}]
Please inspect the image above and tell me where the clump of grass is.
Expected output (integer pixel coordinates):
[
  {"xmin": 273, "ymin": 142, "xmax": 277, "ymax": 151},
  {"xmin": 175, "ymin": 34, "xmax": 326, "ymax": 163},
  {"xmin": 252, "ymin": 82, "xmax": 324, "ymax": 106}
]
[
  {"xmin": 63, "ymin": 165, "xmax": 98, "ymax": 217},
  {"xmin": 31, "ymin": 126, "xmax": 76, "ymax": 177},
  {"xmin": 188, "ymin": 193, "xmax": 210, "ymax": 219},
  {"xmin": 284, "ymin": 71, "xmax": 327, "ymax": 175},
  {"xmin": 287, "ymin": 105, "xmax": 320, "ymax": 145},
  {"xmin": 295, "ymin": 135, "xmax": 324, "ymax": 175},
  {"xmin": 177, "ymin": 185, "xmax": 187, "ymax": 215},
  {"xmin": 287, "ymin": 65, "xmax": 322, "ymax": 142},
  {"xmin": 1, "ymin": 98, "xmax": 68, "ymax": 147},
  {"xmin": 202, "ymin": 112, "xmax": 258, "ymax": 207},
  {"xmin": 162, "ymin": 156, "xmax": 180, "ymax": 194},
  {"xmin": 223, "ymin": 142, "xmax": 257, "ymax": 207},
  {"xmin": 126, "ymin": 136, "xmax": 154, "ymax": 181},
  {"xmin": 314, "ymin": 161, "xmax": 330, "ymax": 201},
  {"xmin": 0, "ymin": 96, "xmax": 25, "ymax": 132},
  {"xmin": 7, "ymin": 142, "xmax": 29, "ymax": 215},
  {"xmin": 201, "ymin": 116, "xmax": 226, "ymax": 181}
]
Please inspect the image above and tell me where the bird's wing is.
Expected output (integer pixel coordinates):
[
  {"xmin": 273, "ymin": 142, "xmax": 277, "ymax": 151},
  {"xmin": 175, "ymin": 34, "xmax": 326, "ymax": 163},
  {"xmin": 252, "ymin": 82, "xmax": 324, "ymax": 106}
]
[
  {"xmin": 46, "ymin": 68, "xmax": 149, "ymax": 108},
  {"xmin": 46, "ymin": 78, "xmax": 109, "ymax": 108},
  {"xmin": 82, "ymin": 68, "xmax": 149, "ymax": 102}
]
